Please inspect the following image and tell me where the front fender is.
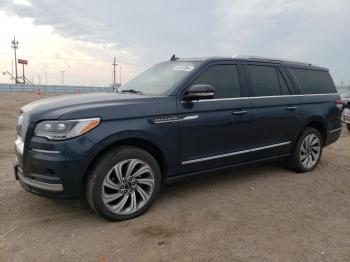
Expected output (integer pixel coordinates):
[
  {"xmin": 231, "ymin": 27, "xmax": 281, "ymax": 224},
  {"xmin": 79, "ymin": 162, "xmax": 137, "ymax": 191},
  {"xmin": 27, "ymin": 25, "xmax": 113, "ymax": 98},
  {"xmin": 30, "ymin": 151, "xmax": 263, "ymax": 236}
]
[{"xmin": 82, "ymin": 119, "xmax": 180, "ymax": 180}]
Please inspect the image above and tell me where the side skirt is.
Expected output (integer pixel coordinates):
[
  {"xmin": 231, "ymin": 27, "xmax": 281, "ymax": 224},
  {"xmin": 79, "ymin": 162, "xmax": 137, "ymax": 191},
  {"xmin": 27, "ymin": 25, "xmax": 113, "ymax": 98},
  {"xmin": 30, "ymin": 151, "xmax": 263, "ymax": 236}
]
[{"xmin": 164, "ymin": 153, "xmax": 290, "ymax": 184}]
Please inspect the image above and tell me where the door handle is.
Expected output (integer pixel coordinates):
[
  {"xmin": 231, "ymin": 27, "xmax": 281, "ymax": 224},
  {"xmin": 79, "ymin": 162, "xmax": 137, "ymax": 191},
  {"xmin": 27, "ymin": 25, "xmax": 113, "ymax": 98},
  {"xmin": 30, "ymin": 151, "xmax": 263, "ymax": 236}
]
[
  {"xmin": 286, "ymin": 106, "xmax": 298, "ymax": 111},
  {"xmin": 232, "ymin": 110, "xmax": 248, "ymax": 116}
]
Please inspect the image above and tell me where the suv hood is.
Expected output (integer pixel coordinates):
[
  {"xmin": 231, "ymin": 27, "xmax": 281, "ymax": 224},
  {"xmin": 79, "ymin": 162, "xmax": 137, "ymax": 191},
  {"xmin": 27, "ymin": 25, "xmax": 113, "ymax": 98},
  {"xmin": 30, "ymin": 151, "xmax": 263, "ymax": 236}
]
[{"xmin": 21, "ymin": 93, "xmax": 176, "ymax": 122}]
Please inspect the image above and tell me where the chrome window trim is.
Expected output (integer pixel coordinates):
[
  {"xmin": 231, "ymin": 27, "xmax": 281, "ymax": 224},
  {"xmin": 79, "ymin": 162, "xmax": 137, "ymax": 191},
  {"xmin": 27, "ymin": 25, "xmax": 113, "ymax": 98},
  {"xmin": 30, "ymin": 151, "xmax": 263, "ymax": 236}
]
[
  {"xmin": 181, "ymin": 141, "xmax": 291, "ymax": 165},
  {"xmin": 181, "ymin": 93, "xmax": 339, "ymax": 103}
]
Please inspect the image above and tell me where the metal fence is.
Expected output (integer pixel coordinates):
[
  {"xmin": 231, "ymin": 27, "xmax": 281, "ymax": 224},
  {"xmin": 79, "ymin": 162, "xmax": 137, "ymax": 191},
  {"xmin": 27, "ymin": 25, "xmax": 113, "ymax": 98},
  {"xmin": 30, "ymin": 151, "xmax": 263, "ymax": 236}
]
[{"xmin": 0, "ymin": 83, "xmax": 114, "ymax": 94}]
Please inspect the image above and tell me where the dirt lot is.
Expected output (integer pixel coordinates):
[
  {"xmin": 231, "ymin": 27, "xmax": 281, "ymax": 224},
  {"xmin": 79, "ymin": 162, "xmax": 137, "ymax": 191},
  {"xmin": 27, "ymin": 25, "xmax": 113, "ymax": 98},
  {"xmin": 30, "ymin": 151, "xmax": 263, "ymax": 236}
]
[{"xmin": 0, "ymin": 92, "xmax": 350, "ymax": 262}]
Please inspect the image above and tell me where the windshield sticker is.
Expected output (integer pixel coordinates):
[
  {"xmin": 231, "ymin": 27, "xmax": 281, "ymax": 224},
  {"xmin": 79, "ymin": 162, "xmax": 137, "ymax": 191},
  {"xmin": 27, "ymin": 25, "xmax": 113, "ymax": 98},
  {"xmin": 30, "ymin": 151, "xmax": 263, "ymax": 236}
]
[{"xmin": 174, "ymin": 65, "xmax": 194, "ymax": 72}]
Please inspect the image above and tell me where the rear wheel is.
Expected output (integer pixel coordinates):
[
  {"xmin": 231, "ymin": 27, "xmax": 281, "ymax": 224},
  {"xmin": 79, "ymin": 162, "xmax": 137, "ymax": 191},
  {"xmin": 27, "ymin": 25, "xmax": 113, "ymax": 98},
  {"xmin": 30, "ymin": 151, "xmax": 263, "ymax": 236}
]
[
  {"xmin": 287, "ymin": 127, "xmax": 323, "ymax": 173},
  {"xmin": 86, "ymin": 146, "xmax": 161, "ymax": 221}
]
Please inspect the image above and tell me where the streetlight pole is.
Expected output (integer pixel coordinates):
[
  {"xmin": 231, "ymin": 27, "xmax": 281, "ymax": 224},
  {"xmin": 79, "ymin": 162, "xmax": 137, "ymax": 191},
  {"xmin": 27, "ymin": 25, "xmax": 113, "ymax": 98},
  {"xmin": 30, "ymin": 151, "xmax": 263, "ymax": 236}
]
[
  {"xmin": 60, "ymin": 70, "xmax": 65, "ymax": 86},
  {"xmin": 11, "ymin": 58, "xmax": 14, "ymax": 84},
  {"xmin": 119, "ymin": 65, "xmax": 122, "ymax": 86},
  {"xmin": 22, "ymin": 64, "xmax": 25, "ymax": 84},
  {"xmin": 112, "ymin": 57, "xmax": 118, "ymax": 91}
]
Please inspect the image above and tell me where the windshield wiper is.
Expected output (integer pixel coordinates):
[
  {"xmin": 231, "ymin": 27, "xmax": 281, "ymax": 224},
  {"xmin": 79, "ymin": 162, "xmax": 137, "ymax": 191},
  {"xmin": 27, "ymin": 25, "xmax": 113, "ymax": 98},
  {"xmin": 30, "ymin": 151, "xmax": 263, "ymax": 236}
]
[{"xmin": 120, "ymin": 89, "xmax": 143, "ymax": 95}]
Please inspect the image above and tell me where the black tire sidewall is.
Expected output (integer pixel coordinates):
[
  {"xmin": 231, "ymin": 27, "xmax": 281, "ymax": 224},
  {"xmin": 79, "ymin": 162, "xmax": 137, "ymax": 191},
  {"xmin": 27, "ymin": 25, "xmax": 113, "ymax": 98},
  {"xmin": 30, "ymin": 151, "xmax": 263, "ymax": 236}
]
[
  {"xmin": 87, "ymin": 146, "xmax": 162, "ymax": 221},
  {"xmin": 290, "ymin": 127, "xmax": 323, "ymax": 173}
]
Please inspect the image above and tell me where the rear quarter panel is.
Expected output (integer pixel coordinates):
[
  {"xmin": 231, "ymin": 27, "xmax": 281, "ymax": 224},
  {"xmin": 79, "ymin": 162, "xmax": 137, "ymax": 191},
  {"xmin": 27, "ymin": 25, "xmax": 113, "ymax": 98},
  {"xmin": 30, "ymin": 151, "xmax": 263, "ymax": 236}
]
[{"xmin": 298, "ymin": 94, "xmax": 342, "ymax": 143}]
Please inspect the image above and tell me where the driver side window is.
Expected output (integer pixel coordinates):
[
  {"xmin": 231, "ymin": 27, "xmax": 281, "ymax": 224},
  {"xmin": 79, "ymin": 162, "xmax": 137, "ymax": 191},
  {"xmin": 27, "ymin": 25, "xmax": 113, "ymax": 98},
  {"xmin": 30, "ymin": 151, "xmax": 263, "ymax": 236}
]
[{"xmin": 192, "ymin": 65, "xmax": 241, "ymax": 98}]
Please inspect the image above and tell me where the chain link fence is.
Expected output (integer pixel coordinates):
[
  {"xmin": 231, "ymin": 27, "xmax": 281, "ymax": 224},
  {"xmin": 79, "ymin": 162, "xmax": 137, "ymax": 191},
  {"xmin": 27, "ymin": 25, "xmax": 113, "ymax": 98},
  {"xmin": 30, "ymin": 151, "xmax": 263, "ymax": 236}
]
[{"xmin": 0, "ymin": 83, "xmax": 114, "ymax": 94}]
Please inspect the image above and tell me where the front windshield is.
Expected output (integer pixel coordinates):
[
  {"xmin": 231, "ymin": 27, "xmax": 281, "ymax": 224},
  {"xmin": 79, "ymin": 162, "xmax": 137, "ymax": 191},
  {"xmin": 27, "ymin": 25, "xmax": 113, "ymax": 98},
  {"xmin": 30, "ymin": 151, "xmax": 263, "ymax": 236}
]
[{"xmin": 118, "ymin": 61, "xmax": 200, "ymax": 95}]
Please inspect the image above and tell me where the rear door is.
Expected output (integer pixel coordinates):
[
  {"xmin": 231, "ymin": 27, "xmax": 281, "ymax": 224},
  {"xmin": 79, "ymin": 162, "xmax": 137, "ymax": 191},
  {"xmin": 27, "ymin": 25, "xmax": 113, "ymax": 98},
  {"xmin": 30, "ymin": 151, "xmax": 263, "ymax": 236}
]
[
  {"xmin": 286, "ymin": 67, "xmax": 341, "ymax": 139},
  {"xmin": 244, "ymin": 62, "xmax": 303, "ymax": 158},
  {"xmin": 177, "ymin": 62, "xmax": 252, "ymax": 172}
]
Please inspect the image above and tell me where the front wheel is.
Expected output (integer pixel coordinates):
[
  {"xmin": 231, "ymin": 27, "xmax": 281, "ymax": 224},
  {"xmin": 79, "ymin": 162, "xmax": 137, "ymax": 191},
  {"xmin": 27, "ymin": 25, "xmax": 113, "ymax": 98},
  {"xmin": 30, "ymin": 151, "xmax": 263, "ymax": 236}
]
[
  {"xmin": 86, "ymin": 146, "xmax": 161, "ymax": 221},
  {"xmin": 287, "ymin": 127, "xmax": 323, "ymax": 173}
]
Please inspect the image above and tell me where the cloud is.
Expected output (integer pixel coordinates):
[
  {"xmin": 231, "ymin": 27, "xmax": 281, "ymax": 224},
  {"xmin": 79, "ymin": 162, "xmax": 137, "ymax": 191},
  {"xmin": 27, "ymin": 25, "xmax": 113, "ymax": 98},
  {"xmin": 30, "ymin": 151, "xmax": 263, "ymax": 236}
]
[
  {"xmin": 215, "ymin": 0, "xmax": 350, "ymax": 82},
  {"xmin": 13, "ymin": 0, "xmax": 32, "ymax": 7},
  {"xmin": 0, "ymin": 0, "xmax": 219, "ymax": 62},
  {"xmin": 1, "ymin": 0, "xmax": 349, "ymax": 83}
]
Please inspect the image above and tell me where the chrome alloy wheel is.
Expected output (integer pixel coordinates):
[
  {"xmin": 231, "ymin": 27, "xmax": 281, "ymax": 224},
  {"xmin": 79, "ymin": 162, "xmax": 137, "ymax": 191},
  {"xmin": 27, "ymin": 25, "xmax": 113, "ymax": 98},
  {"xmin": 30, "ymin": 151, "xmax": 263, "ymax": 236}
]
[
  {"xmin": 299, "ymin": 134, "xmax": 321, "ymax": 169},
  {"xmin": 102, "ymin": 159, "xmax": 155, "ymax": 215}
]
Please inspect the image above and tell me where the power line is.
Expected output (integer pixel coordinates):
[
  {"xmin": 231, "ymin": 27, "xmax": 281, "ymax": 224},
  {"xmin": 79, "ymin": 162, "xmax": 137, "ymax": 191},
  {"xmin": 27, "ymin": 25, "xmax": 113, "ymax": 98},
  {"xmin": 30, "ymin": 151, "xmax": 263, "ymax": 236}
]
[{"xmin": 0, "ymin": 51, "xmax": 148, "ymax": 67}]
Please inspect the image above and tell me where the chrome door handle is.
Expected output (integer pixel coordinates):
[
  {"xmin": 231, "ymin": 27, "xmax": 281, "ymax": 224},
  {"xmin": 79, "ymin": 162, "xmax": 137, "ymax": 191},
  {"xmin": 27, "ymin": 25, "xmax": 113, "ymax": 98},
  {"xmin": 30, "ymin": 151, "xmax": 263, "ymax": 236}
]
[
  {"xmin": 232, "ymin": 110, "xmax": 248, "ymax": 116},
  {"xmin": 286, "ymin": 106, "xmax": 298, "ymax": 111}
]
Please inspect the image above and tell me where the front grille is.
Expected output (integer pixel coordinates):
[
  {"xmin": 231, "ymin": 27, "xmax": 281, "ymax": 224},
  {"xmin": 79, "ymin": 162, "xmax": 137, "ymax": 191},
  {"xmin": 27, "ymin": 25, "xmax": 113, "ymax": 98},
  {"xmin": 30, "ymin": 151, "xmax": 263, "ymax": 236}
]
[{"xmin": 17, "ymin": 113, "xmax": 29, "ymax": 142}]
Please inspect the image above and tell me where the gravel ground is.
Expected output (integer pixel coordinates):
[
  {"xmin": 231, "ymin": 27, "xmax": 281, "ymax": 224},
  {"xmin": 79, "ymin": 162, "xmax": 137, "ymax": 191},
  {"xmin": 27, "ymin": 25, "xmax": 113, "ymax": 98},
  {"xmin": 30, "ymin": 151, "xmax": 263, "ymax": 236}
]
[{"xmin": 0, "ymin": 92, "xmax": 350, "ymax": 262}]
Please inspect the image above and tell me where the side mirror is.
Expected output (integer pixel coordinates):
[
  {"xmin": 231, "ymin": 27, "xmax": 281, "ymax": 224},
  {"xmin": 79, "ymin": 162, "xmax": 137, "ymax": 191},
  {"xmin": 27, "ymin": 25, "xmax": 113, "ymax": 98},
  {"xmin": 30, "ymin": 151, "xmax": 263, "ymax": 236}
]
[{"xmin": 183, "ymin": 85, "xmax": 215, "ymax": 101}]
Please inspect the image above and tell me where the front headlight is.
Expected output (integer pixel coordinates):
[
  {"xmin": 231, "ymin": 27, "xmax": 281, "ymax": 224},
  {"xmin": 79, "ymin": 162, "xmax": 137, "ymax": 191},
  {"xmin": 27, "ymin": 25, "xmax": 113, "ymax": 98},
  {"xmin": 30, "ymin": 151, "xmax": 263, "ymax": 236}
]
[{"xmin": 34, "ymin": 118, "xmax": 100, "ymax": 140}]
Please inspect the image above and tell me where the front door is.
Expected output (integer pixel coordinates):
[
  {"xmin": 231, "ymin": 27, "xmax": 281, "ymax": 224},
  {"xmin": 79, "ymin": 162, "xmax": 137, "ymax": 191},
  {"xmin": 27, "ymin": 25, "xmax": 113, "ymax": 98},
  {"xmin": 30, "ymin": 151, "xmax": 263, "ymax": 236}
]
[{"xmin": 177, "ymin": 63, "xmax": 252, "ymax": 172}]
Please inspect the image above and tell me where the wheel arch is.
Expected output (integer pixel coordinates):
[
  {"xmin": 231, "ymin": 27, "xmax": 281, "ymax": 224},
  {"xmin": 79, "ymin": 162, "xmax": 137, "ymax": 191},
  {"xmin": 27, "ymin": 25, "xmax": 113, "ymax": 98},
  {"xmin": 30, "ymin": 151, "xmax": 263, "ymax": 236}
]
[
  {"xmin": 82, "ymin": 134, "xmax": 168, "ymax": 187},
  {"xmin": 303, "ymin": 118, "xmax": 327, "ymax": 144}
]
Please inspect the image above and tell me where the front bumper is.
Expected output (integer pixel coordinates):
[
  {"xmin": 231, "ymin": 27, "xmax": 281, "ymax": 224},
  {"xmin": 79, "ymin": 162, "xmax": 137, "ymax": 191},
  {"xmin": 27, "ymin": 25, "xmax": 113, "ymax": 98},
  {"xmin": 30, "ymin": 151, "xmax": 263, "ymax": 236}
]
[
  {"xmin": 14, "ymin": 133, "xmax": 96, "ymax": 199},
  {"xmin": 14, "ymin": 163, "xmax": 63, "ymax": 192}
]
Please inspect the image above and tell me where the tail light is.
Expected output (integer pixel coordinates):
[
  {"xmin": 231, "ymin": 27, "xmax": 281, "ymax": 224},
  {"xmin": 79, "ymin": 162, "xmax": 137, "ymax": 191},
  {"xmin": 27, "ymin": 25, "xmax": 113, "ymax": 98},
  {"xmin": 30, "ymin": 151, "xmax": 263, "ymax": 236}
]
[{"xmin": 336, "ymin": 99, "xmax": 346, "ymax": 110}]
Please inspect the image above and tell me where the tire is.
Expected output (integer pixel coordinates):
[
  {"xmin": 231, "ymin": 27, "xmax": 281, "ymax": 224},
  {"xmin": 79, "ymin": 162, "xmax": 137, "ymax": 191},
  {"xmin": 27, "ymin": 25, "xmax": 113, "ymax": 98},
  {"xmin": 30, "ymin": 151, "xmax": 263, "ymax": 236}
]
[
  {"xmin": 86, "ymin": 146, "xmax": 162, "ymax": 221},
  {"xmin": 287, "ymin": 127, "xmax": 323, "ymax": 173},
  {"xmin": 347, "ymin": 124, "xmax": 350, "ymax": 132}
]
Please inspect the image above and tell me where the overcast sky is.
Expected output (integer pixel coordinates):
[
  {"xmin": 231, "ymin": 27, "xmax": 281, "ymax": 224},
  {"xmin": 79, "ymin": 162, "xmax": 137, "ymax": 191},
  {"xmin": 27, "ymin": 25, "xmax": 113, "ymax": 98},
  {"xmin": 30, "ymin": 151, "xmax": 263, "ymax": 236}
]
[{"xmin": 0, "ymin": 0, "xmax": 349, "ymax": 86}]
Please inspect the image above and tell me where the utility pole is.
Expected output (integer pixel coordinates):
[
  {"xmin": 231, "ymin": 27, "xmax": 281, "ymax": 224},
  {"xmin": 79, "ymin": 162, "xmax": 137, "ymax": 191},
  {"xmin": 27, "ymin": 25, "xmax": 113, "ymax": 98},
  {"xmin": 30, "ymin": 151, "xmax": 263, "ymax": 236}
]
[
  {"xmin": 119, "ymin": 65, "xmax": 122, "ymax": 86},
  {"xmin": 60, "ymin": 70, "xmax": 65, "ymax": 86},
  {"xmin": 11, "ymin": 36, "xmax": 19, "ymax": 84},
  {"xmin": 11, "ymin": 58, "xmax": 14, "ymax": 84},
  {"xmin": 112, "ymin": 57, "xmax": 118, "ymax": 89},
  {"xmin": 45, "ymin": 72, "xmax": 48, "ymax": 85},
  {"xmin": 22, "ymin": 64, "xmax": 25, "ymax": 84}
]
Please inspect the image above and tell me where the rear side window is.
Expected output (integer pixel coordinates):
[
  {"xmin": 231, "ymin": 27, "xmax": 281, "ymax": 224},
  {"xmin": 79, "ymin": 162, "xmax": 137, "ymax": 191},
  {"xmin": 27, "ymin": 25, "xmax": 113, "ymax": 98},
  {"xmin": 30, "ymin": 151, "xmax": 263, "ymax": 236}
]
[
  {"xmin": 247, "ymin": 65, "xmax": 283, "ymax": 96},
  {"xmin": 192, "ymin": 65, "xmax": 241, "ymax": 98},
  {"xmin": 290, "ymin": 68, "xmax": 336, "ymax": 94}
]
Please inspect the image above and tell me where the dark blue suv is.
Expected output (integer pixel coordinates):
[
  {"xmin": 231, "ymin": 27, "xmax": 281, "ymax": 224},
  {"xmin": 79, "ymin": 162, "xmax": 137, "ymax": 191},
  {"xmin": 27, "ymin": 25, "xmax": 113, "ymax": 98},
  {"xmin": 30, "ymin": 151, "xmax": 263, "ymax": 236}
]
[{"xmin": 14, "ymin": 56, "xmax": 343, "ymax": 220}]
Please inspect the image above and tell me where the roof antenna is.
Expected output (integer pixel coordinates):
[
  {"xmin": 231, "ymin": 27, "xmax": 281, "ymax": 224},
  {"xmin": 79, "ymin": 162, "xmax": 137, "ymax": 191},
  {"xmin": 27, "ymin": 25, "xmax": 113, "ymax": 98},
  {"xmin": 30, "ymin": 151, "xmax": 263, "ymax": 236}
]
[{"xmin": 170, "ymin": 54, "xmax": 178, "ymax": 61}]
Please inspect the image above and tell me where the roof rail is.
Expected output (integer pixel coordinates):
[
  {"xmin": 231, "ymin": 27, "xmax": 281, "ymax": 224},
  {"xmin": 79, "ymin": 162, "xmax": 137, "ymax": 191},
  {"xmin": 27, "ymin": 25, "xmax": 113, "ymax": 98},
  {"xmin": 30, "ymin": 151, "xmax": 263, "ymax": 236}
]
[{"xmin": 232, "ymin": 54, "xmax": 312, "ymax": 66}]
